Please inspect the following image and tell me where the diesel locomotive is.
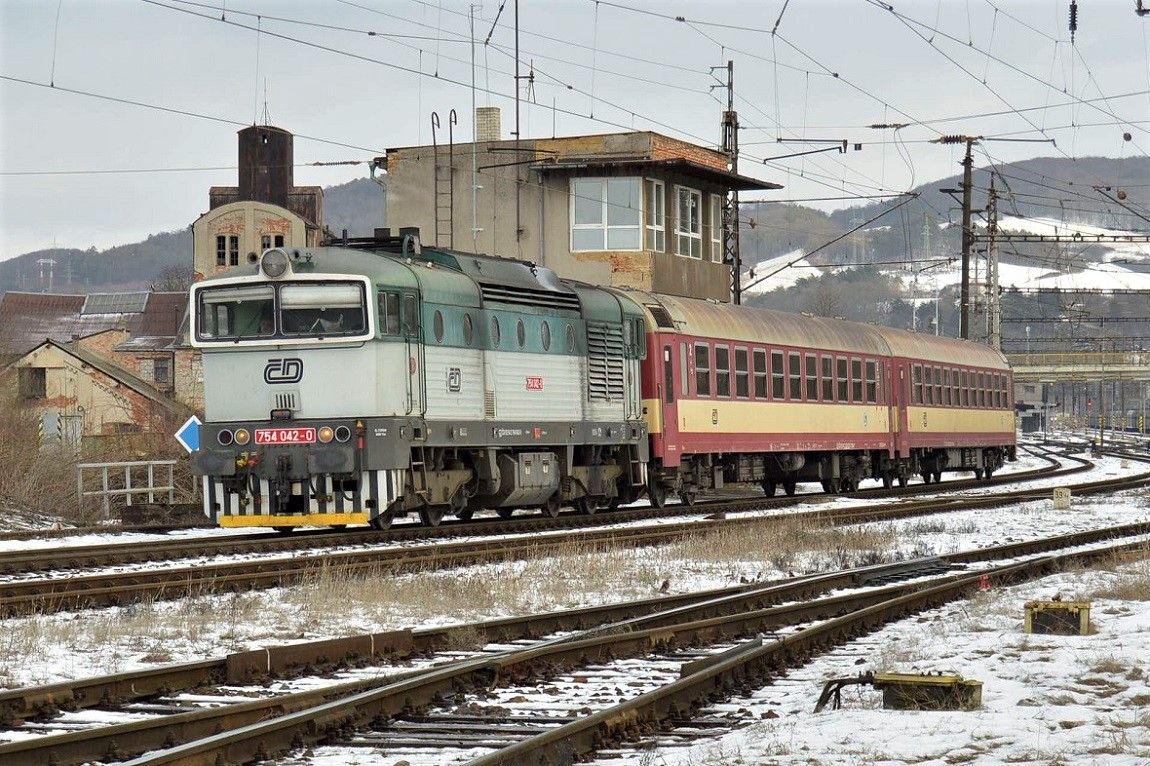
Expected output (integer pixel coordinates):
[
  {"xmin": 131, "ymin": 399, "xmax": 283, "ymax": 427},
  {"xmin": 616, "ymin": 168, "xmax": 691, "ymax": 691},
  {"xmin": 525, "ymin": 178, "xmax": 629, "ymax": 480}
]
[{"xmin": 189, "ymin": 235, "xmax": 1015, "ymax": 530}]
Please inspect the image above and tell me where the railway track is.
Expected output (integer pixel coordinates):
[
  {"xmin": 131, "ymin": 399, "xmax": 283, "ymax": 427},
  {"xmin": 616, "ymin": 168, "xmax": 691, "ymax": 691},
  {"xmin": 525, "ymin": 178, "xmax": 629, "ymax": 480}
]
[
  {"xmin": 2, "ymin": 520, "xmax": 1145, "ymax": 766},
  {"xmin": 0, "ymin": 444, "xmax": 1071, "ymax": 575},
  {"xmin": 0, "ymin": 447, "xmax": 1134, "ymax": 618}
]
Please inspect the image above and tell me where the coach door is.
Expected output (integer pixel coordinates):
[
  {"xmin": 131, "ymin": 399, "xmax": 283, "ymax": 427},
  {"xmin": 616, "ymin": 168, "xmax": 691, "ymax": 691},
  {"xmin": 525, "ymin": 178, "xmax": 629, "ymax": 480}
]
[
  {"xmin": 891, "ymin": 360, "xmax": 910, "ymax": 457},
  {"xmin": 658, "ymin": 343, "xmax": 681, "ymax": 462}
]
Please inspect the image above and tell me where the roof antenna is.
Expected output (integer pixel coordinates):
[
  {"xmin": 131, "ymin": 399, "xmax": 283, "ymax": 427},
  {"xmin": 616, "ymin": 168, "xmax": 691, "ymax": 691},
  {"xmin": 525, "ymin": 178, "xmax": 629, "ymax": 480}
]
[
  {"xmin": 262, "ymin": 79, "xmax": 271, "ymax": 126},
  {"xmin": 1068, "ymin": 1, "xmax": 1078, "ymax": 44}
]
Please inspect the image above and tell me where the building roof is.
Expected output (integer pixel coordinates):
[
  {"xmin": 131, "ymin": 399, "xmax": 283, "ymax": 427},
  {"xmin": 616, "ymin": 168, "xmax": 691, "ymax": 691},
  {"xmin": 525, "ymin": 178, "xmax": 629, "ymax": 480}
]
[
  {"xmin": 532, "ymin": 157, "xmax": 782, "ymax": 192},
  {"xmin": 0, "ymin": 290, "xmax": 187, "ymax": 356},
  {"xmin": 4, "ymin": 338, "xmax": 190, "ymax": 417}
]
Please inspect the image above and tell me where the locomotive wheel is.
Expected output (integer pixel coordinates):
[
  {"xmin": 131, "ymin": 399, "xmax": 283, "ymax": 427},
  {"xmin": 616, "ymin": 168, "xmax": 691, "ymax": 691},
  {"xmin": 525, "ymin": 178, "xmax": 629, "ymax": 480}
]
[
  {"xmin": 647, "ymin": 479, "xmax": 667, "ymax": 509},
  {"xmin": 419, "ymin": 505, "xmax": 446, "ymax": 527},
  {"xmin": 678, "ymin": 489, "xmax": 697, "ymax": 507},
  {"xmin": 783, "ymin": 478, "xmax": 797, "ymax": 497},
  {"xmin": 762, "ymin": 480, "xmax": 776, "ymax": 497},
  {"xmin": 575, "ymin": 496, "xmax": 598, "ymax": 515},
  {"xmin": 450, "ymin": 491, "xmax": 471, "ymax": 521},
  {"xmin": 272, "ymin": 526, "xmax": 295, "ymax": 534},
  {"xmin": 369, "ymin": 513, "xmax": 392, "ymax": 531},
  {"xmin": 542, "ymin": 493, "xmax": 562, "ymax": 518},
  {"xmin": 496, "ymin": 507, "xmax": 515, "ymax": 519}
]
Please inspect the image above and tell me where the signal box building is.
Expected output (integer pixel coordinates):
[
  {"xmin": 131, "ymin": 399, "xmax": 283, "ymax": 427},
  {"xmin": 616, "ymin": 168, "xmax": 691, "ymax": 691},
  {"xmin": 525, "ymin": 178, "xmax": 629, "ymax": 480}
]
[
  {"xmin": 192, "ymin": 125, "xmax": 325, "ymax": 280},
  {"xmin": 384, "ymin": 112, "xmax": 780, "ymax": 302}
]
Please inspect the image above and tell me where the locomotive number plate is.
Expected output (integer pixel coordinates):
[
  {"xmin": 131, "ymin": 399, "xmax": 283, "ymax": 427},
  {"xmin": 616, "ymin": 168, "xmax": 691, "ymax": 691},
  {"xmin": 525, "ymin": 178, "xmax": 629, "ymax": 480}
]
[{"xmin": 254, "ymin": 427, "xmax": 316, "ymax": 445}]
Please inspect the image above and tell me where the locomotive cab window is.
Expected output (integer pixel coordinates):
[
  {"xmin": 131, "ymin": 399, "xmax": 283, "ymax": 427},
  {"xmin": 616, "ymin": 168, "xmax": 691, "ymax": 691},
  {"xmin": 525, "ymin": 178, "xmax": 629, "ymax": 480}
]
[
  {"xmin": 378, "ymin": 292, "xmax": 401, "ymax": 336},
  {"xmin": 280, "ymin": 283, "xmax": 366, "ymax": 337},
  {"xmin": 695, "ymin": 344, "xmax": 711, "ymax": 397},
  {"xmin": 197, "ymin": 285, "xmax": 275, "ymax": 340},
  {"xmin": 402, "ymin": 294, "xmax": 420, "ymax": 336}
]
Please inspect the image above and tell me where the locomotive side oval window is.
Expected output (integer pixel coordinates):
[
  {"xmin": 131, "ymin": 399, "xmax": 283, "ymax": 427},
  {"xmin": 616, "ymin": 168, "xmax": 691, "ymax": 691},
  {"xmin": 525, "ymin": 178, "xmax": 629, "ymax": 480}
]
[
  {"xmin": 433, "ymin": 310, "xmax": 444, "ymax": 343},
  {"xmin": 490, "ymin": 316, "xmax": 501, "ymax": 347},
  {"xmin": 516, "ymin": 319, "xmax": 526, "ymax": 348},
  {"xmin": 463, "ymin": 313, "xmax": 474, "ymax": 346},
  {"xmin": 567, "ymin": 324, "xmax": 576, "ymax": 352},
  {"xmin": 541, "ymin": 321, "xmax": 551, "ymax": 351}
]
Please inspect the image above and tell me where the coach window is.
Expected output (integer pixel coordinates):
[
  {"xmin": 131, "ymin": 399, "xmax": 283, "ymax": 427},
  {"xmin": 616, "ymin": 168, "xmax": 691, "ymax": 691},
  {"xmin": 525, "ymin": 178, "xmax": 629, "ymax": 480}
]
[
  {"xmin": 715, "ymin": 345, "xmax": 731, "ymax": 397},
  {"xmin": 695, "ymin": 344, "xmax": 712, "ymax": 396},
  {"xmin": 805, "ymin": 354, "xmax": 818, "ymax": 401},
  {"xmin": 753, "ymin": 349, "xmax": 768, "ymax": 398},
  {"xmin": 951, "ymin": 369, "xmax": 960, "ymax": 406},
  {"xmin": 942, "ymin": 369, "xmax": 951, "ymax": 406},
  {"xmin": 789, "ymin": 352, "xmax": 802, "ymax": 400},
  {"xmin": 924, "ymin": 366, "xmax": 933, "ymax": 405},
  {"xmin": 663, "ymin": 347, "xmax": 675, "ymax": 404},
  {"xmin": 490, "ymin": 316, "xmax": 501, "ymax": 347},
  {"xmin": 735, "ymin": 347, "xmax": 749, "ymax": 398},
  {"xmin": 837, "ymin": 357, "xmax": 849, "ymax": 402},
  {"xmin": 772, "ymin": 351, "xmax": 785, "ymax": 399},
  {"xmin": 821, "ymin": 356, "xmax": 834, "ymax": 401},
  {"xmin": 851, "ymin": 359, "xmax": 863, "ymax": 403},
  {"xmin": 978, "ymin": 373, "xmax": 986, "ymax": 406},
  {"xmin": 913, "ymin": 365, "xmax": 922, "ymax": 404},
  {"xmin": 992, "ymin": 374, "xmax": 1000, "ymax": 407},
  {"xmin": 865, "ymin": 360, "xmax": 877, "ymax": 403},
  {"xmin": 933, "ymin": 366, "xmax": 942, "ymax": 405}
]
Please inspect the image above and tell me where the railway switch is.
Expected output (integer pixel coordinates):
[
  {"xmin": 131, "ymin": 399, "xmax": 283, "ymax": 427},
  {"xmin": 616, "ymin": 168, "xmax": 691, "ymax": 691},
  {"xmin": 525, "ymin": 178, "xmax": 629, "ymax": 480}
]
[{"xmin": 1024, "ymin": 600, "xmax": 1091, "ymax": 635}]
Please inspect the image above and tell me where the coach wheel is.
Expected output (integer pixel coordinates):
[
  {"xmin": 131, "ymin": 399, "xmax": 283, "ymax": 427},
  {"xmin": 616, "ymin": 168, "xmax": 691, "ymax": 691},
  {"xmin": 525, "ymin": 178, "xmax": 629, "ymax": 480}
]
[
  {"xmin": 542, "ymin": 493, "xmax": 562, "ymax": 518},
  {"xmin": 897, "ymin": 474, "xmax": 908, "ymax": 488},
  {"xmin": 647, "ymin": 479, "xmax": 667, "ymax": 509},
  {"xmin": 882, "ymin": 473, "xmax": 893, "ymax": 490},
  {"xmin": 606, "ymin": 496, "xmax": 622, "ymax": 511},
  {"xmin": 984, "ymin": 467, "xmax": 994, "ymax": 480},
  {"xmin": 419, "ymin": 504, "xmax": 446, "ymax": 527},
  {"xmin": 272, "ymin": 526, "xmax": 295, "ymax": 534},
  {"xmin": 762, "ymin": 480, "xmax": 777, "ymax": 497},
  {"xmin": 679, "ymin": 489, "xmax": 697, "ymax": 507},
  {"xmin": 973, "ymin": 468, "xmax": 984, "ymax": 480},
  {"xmin": 575, "ymin": 496, "xmax": 598, "ymax": 516},
  {"xmin": 920, "ymin": 472, "xmax": 932, "ymax": 485},
  {"xmin": 783, "ymin": 478, "xmax": 797, "ymax": 497},
  {"xmin": 932, "ymin": 470, "xmax": 942, "ymax": 484},
  {"xmin": 496, "ymin": 507, "xmax": 515, "ymax": 519}
]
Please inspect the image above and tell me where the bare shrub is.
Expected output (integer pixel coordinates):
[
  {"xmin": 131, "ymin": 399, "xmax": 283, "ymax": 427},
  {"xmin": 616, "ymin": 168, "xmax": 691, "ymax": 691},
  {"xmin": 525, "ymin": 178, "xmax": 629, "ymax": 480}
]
[{"xmin": 0, "ymin": 388, "xmax": 82, "ymax": 525}]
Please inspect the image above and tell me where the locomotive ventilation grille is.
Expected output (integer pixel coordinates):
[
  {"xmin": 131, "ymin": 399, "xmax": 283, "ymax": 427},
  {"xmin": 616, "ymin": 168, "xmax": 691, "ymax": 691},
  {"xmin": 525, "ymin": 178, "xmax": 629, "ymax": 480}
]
[
  {"xmin": 479, "ymin": 282, "xmax": 582, "ymax": 311},
  {"xmin": 586, "ymin": 322, "xmax": 625, "ymax": 402},
  {"xmin": 271, "ymin": 391, "xmax": 300, "ymax": 411}
]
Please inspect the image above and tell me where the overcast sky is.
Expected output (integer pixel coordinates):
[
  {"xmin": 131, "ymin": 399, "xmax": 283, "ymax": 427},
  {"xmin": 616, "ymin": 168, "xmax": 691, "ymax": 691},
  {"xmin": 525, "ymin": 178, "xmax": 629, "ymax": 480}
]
[{"xmin": 1, "ymin": 0, "xmax": 1147, "ymax": 260}]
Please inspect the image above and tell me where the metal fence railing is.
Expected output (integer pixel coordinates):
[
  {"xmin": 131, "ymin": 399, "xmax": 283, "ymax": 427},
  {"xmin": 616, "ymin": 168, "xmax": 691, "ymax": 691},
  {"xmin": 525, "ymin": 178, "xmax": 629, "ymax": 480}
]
[{"xmin": 76, "ymin": 460, "xmax": 178, "ymax": 519}]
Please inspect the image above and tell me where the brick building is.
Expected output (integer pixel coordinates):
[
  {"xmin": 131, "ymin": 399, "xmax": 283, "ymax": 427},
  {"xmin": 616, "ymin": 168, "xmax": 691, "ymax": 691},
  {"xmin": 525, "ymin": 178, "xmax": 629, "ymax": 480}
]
[{"xmin": 384, "ymin": 115, "xmax": 780, "ymax": 302}]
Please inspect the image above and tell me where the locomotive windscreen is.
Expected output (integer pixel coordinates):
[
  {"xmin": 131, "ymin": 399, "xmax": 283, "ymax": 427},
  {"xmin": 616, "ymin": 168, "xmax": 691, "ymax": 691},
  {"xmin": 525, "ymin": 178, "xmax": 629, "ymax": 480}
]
[{"xmin": 195, "ymin": 281, "xmax": 367, "ymax": 341}]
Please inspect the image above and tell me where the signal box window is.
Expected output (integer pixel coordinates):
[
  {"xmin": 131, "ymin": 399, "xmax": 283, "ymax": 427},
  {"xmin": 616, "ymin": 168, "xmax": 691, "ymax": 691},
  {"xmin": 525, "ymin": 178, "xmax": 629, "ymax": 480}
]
[
  {"xmin": 694, "ymin": 344, "xmax": 711, "ymax": 396},
  {"xmin": 734, "ymin": 347, "xmax": 749, "ymax": 398},
  {"xmin": 571, "ymin": 177, "xmax": 641, "ymax": 251},
  {"xmin": 837, "ymin": 357, "xmax": 849, "ymax": 402},
  {"xmin": 710, "ymin": 195, "xmax": 724, "ymax": 263},
  {"xmin": 675, "ymin": 186, "xmax": 703, "ymax": 259},
  {"xmin": 644, "ymin": 179, "xmax": 665, "ymax": 252},
  {"xmin": 753, "ymin": 350, "xmax": 767, "ymax": 398},
  {"xmin": 788, "ymin": 352, "xmax": 802, "ymax": 400},
  {"xmin": 821, "ymin": 356, "xmax": 834, "ymax": 401},
  {"xmin": 715, "ymin": 346, "xmax": 731, "ymax": 397},
  {"xmin": 865, "ymin": 360, "xmax": 877, "ymax": 403}
]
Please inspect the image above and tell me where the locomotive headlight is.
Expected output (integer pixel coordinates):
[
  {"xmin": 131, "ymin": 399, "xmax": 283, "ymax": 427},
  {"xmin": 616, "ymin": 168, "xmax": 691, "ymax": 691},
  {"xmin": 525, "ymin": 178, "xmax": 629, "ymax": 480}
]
[
  {"xmin": 217, "ymin": 429, "xmax": 234, "ymax": 446},
  {"xmin": 260, "ymin": 249, "xmax": 290, "ymax": 279},
  {"xmin": 234, "ymin": 428, "xmax": 251, "ymax": 445},
  {"xmin": 318, "ymin": 426, "xmax": 334, "ymax": 443},
  {"xmin": 334, "ymin": 426, "xmax": 352, "ymax": 443}
]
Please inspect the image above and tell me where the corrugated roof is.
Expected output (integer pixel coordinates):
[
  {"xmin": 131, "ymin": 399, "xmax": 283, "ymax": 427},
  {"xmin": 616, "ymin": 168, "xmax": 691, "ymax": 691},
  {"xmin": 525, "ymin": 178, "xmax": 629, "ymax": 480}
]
[{"xmin": 0, "ymin": 290, "xmax": 187, "ymax": 356}]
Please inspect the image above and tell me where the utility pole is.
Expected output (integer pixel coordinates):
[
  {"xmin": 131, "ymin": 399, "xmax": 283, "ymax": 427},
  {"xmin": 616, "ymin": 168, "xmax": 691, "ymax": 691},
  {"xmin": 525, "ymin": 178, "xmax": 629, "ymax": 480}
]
[
  {"xmin": 716, "ymin": 60, "xmax": 742, "ymax": 304},
  {"xmin": 986, "ymin": 174, "xmax": 1001, "ymax": 349},
  {"xmin": 933, "ymin": 135, "xmax": 978, "ymax": 339}
]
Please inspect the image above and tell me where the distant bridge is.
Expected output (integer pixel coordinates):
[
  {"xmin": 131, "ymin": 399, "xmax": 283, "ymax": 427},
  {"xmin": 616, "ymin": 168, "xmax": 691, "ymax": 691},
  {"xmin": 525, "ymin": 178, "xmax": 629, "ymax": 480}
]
[{"xmin": 1007, "ymin": 351, "xmax": 1150, "ymax": 382}]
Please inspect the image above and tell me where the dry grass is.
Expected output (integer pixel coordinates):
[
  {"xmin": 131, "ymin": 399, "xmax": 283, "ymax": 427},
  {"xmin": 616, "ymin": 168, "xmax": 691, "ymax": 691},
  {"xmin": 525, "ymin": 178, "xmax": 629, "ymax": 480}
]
[{"xmin": 1088, "ymin": 556, "xmax": 1150, "ymax": 601}]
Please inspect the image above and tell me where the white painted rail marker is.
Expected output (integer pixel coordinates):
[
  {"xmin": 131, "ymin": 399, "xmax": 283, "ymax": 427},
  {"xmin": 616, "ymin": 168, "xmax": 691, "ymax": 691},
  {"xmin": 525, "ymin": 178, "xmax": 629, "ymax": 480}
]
[{"xmin": 1052, "ymin": 487, "xmax": 1072, "ymax": 510}]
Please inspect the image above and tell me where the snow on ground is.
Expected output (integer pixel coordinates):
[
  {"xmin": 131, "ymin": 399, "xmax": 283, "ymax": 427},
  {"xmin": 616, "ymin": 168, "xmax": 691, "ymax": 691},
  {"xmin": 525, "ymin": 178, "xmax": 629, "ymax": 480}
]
[{"xmin": 636, "ymin": 559, "xmax": 1150, "ymax": 766}]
